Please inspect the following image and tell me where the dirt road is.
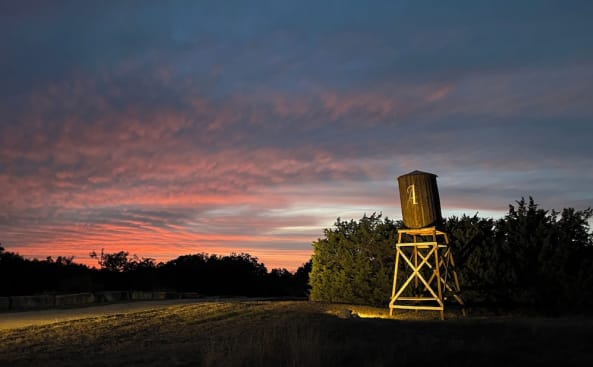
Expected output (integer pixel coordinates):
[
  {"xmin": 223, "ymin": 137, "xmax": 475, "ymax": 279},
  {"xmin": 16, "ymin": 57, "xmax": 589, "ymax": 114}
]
[{"xmin": 0, "ymin": 298, "xmax": 201, "ymax": 330}]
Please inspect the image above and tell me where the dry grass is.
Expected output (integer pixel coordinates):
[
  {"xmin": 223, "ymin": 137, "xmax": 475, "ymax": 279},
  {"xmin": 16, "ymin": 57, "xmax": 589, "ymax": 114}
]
[{"xmin": 1, "ymin": 300, "xmax": 592, "ymax": 366}]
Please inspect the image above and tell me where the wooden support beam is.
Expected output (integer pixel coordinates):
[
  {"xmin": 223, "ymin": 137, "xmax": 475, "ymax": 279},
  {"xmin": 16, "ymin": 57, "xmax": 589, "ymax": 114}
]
[{"xmin": 389, "ymin": 227, "xmax": 464, "ymax": 320}]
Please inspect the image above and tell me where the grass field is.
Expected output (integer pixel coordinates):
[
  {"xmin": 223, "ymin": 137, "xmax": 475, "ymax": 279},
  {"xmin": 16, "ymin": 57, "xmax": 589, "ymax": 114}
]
[{"xmin": 1, "ymin": 300, "xmax": 592, "ymax": 366}]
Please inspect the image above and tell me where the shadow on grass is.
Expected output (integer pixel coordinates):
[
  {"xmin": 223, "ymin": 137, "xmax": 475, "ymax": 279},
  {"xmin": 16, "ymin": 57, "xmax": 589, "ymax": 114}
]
[
  {"xmin": 199, "ymin": 309, "xmax": 592, "ymax": 367},
  {"xmin": 1, "ymin": 301, "xmax": 591, "ymax": 367}
]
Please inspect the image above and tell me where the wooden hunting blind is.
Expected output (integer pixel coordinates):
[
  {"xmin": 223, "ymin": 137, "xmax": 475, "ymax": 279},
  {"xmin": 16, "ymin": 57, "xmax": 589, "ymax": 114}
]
[
  {"xmin": 397, "ymin": 170, "xmax": 442, "ymax": 229},
  {"xmin": 389, "ymin": 170, "xmax": 464, "ymax": 320}
]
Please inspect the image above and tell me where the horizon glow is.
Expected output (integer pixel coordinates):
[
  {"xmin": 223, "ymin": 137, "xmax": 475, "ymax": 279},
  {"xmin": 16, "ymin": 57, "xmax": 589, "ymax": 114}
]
[{"xmin": 1, "ymin": 1, "xmax": 592, "ymax": 271}]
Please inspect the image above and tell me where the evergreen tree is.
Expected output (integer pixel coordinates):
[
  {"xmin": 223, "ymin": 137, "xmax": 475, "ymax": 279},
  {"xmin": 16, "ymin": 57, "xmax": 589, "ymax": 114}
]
[
  {"xmin": 446, "ymin": 198, "xmax": 593, "ymax": 311},
  {"xmin": 309, "ymin": 213, "xmax": 398, "ymax": 306}
]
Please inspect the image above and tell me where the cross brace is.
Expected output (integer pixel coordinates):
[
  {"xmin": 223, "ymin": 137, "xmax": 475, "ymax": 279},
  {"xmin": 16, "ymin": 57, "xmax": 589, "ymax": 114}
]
[{"xmin": 389, "ymin": 227, "xmax": 464, "ymax": 320}]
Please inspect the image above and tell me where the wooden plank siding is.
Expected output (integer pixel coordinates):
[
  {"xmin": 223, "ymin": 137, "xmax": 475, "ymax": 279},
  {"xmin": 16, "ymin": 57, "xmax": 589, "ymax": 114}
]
[{"xmin": 397, "ymin": 170, "xmax": 443, "ymax": 229}]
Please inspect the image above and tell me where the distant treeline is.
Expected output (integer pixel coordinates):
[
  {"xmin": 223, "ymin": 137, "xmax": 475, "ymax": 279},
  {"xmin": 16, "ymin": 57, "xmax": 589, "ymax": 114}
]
[
  {"xmin": 3, "ymin": 197, "xmax": 593, "ymax": 314},
  {"xmin": 310, "ymin": 198, "xmax": 593, "ymax": 314},
  {"xmin": 0, "ymin": 247, "xmax": 312, "ymax": 298}
]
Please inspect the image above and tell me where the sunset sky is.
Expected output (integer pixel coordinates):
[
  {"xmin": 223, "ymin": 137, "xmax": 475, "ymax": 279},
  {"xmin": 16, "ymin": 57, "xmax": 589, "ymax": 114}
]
[{"xmin": 1, "ymin": 1, "xmax": 592, "ymax": 271}]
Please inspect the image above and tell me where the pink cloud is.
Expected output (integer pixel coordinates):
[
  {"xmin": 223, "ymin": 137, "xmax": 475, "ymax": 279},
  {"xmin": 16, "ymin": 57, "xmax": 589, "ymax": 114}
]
[{"xmin": 7, "ymin": 66, "xmax": 580, "ymax": 272}]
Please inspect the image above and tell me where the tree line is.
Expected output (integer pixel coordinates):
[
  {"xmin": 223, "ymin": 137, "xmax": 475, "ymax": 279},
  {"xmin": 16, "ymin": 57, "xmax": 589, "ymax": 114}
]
[
  {"xmin": 3, "ymin": 196, "xmax": 592, "ymax": 313},
  {"xmin": 310, "ymin": 198, "xmax": 593, "ymax": 314},
  {"xmin": 0, "ymin": 246, "xmax": 311, "ymax": 298}
]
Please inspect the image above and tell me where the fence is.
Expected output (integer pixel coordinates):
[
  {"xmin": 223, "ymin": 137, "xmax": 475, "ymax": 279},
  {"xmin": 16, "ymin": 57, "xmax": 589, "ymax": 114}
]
[{"xmin": 0, "ymin": 291, "xmax": 199, "ymax": 311}]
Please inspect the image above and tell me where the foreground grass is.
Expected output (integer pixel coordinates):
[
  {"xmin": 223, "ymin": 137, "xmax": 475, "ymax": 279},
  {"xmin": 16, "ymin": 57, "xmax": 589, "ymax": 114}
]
[{"xmin": 1, "ymin": 300, "xmax": 592, "ymax": 366}]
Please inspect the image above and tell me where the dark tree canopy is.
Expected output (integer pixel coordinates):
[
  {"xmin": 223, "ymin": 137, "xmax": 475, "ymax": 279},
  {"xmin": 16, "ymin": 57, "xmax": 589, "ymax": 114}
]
[
  {"xmin": 309, "ymin": 199, "xmax": 593, "ymax": 313},
  {"xmin": 1, "ymin": 247, "xmax": 311, "ymax": 298},
  {"xmin": 446, "ymin": 198, "xmax": 593, "ymax": 312}
]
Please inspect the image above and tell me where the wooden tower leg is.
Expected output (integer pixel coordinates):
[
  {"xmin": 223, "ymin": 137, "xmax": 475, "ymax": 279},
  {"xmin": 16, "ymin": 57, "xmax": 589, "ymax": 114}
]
[
  {"xmin": 432, "ymin": 231, "xmax": 444, "ymax": 320},
  {"xmin": 413, "ymin": 234, "xmax": 418, "ymax": 291},
  {"xmin": 447, "ymin": 249, "xmax": 466, "ymax": 316},
  {"xmin": 390, "ymin": 246, "xmax": 400, "ymax": 316}
]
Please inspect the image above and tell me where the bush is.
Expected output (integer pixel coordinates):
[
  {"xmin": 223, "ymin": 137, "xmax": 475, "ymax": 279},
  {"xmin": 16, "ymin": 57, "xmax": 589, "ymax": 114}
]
[
  {"xmin": 310, "ymin": 199, "xmax": 593, "ymax": 313},
  {"xmin": 309, "ymin": 213, "xmax": 398, "ymax": 306}
]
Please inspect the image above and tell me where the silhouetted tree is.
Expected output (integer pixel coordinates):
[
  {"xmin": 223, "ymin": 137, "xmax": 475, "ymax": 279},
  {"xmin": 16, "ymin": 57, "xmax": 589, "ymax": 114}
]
[
  {"xmin": 90, "ymin": 249, "xmax": 130, "ymax": 272},
  {"xmin": 444, "ymin": 214, "xmax": 497, "ymax": 303},
  {"xmin": 0, "ymin": 248, "xmax": 92, "ymax": 296},
  {"xmin": 157, "ymin": 252, "xmax": 270, "ymax": 295},
  {"xmin": 446, "ymin": 197, "xmax": 593, "ymax": 312},
  {"xmin": 293, "ymin": 259, "xmax": 312, "ymax": 296},
  {"xmin": 0, "ymin": 247, "xmax": 28, "ymax": 296},
  {"xmin": 266, "ymin": 268, "xmax": 294, "ymax": 296}
]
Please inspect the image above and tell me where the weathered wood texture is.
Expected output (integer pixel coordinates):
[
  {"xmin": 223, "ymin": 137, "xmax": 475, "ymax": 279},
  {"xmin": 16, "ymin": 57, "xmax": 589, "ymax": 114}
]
[{"xmin": 397, "ymin": 170, "xmax": 442, "ymax": 229}]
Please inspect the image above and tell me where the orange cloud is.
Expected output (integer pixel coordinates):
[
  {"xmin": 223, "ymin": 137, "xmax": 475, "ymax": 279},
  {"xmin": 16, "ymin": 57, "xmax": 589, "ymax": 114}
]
[{"xmin": 4, "ymin": 218, "xmax": 316, "ymax": 272}]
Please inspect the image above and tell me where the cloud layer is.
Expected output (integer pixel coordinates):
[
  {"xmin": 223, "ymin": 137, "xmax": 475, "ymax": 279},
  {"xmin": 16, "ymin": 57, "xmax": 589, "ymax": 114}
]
[{"xmin": 2, "ymin": 1, "xmax": 592, "ymax": 270}]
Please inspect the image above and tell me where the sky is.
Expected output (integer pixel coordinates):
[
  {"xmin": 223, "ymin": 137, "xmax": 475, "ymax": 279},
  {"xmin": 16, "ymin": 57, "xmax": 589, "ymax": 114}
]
[{"xmin": 1, "ymin": 0, "xmax": 592, "ymax": 271}]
